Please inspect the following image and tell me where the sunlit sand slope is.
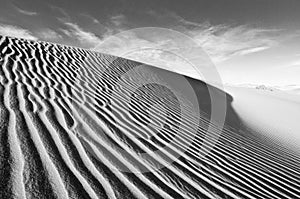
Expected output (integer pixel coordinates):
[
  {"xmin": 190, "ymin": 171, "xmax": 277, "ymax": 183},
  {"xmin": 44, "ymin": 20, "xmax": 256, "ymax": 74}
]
[{"xmin": 0, "ymin": 35, "xmax": 300, "ymax": 199}]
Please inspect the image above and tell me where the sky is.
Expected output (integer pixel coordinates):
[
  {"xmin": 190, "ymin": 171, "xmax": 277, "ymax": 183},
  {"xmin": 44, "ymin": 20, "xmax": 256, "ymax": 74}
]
[{"xmin": 1, "ymin": 0, "xmax": 300, "ymax": 87}]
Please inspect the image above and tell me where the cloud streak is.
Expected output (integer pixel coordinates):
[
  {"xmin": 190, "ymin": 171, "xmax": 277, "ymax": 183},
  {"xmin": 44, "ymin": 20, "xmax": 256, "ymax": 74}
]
[
  {"xmin": 80, "ymin": 13, "xmax": 100, "ymax": 24},
  {"xmin": 288, "ymin": 59, "xmax": 300, "ymax": 68},
  {"xmin": 14, "ymin": 6, "xmax": 38, "ymax": 16},
  {"xmin": 50, "ymin": 6, "xmax": 71, "ymax": 22},
  {"xmin": 62, "ymin": 22, "xmax": 101, "ymax": 48},
  {"xmin": 175, "ymin": 16, "xmax": 280, "ymax": 62}
]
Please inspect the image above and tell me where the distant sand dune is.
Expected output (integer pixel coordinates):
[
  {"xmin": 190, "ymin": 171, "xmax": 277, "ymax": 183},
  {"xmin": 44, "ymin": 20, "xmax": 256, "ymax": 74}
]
[{"xmin": 0, "ymin": 35, "xmax": 300, "ymax": 199}]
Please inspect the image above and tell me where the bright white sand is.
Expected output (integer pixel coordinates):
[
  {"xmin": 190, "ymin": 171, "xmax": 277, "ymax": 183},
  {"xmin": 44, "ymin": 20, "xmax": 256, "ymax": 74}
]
[{"xmin": 226, "ymin": 86, "xmax": 300, "ymax": 154}]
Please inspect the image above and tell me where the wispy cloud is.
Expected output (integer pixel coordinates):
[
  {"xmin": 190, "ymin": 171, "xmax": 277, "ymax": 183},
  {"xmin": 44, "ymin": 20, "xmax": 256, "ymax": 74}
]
[
  {"xmin": 0, "ymin": 23, "xmax": 37, "ymax": 40},
  {"xmin": 238, "ymin": 46, "xmax": 270, "ymax": 55},
  {"xmin": 193, "ymin": 26, "xmax": 279, "ymax": 63},
  {"xmin": 14, "ymin": 6, "xmax": 38, "ymax": 16},
  {"xmin": 288, "ymin": 59, "xmax": 300, "ymax": 68},
  {"xmin": 49, "ymin": 7, "xmax": 107, "ymax": 48},
  {"xmin": 50, "ymin": 6, "xmax": 71, "ymax": 22},
  {"xmin": 174, "ymin": 15, "xmax": 281, "ymax": 62},
  {"xmin": 100, "ymin": 14, "xmax": 128, "ymax": 38},
  {"xmin": 62, "ymin": 22, "xmax": 101, "ymax": 48},
  {"xmin": 80, "ymin": 13, "xmax": 100, "ymax": 24},
  {"xmin": 147, "ymin": 11, "xmax": 283, "ymax": 63}
]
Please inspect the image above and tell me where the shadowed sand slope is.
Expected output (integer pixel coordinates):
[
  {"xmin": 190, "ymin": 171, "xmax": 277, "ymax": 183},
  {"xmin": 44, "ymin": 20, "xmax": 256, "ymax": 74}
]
[{"xmin": 0, "ymin": 35, "xmax": 300, "ymax": 199}]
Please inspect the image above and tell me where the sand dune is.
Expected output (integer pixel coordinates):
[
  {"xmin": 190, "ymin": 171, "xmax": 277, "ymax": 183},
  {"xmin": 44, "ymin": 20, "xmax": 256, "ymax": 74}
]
[{"xmin": 0, "ymin": 35, "xmax": 300, "ymax": 199}]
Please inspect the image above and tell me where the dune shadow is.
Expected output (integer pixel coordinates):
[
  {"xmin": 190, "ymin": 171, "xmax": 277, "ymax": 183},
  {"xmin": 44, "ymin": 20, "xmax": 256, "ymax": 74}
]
[{"xmin": 184, "ymin": 75, "xmax": 243, "ymax": 132}]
